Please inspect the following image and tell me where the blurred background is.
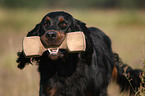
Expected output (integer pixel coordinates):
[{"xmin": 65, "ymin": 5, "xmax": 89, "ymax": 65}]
[{"xmin": 0, "ymin": 0, "xmax": 145, "ymax": 96}]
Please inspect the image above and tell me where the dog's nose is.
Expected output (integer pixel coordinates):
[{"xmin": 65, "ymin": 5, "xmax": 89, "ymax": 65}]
[{"xmin": 45, "ymin": 31, "xmax": 57, "ymax": 40}]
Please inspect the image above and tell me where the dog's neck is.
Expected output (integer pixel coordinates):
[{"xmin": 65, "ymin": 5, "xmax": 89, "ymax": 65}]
[{"xmin": 38, "ymin": 52, "xmax": 79, "ymax": 81}]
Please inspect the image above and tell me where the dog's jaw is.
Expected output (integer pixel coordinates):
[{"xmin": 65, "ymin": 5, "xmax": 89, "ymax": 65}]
[{"xmin": 46, "ymin": 49, "xmax": 68, "ymax": 60}]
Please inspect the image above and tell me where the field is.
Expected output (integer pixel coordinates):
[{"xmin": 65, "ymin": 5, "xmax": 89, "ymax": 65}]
[{"xmin": 0, "ymin": 8, "xmax": 145, "ymax": 96}]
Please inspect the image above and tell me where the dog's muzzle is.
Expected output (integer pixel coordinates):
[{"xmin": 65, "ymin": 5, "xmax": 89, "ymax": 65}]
[{"xmin": 45, "ymin": 31, "xmax": 58, "ymax": 40}]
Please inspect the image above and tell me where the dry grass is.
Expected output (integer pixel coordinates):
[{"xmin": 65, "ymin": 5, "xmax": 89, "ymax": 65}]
[{"xmin": 0, "ymin": 8, "xmax": 145, "ymax": 96}]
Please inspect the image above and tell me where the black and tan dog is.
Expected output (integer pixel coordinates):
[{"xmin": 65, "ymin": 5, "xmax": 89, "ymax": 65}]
[{"xmin": 17, "ymin": 11, "xmax": 144, "ymax": 96}]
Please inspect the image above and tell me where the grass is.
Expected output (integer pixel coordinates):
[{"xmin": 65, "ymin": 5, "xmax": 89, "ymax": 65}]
[
  {"xmin": 0, "ymin": 8, "xmax": 145, "ymax": 96},
  {"xmin": 122, "ymin": 56, "xmax": 145, "ymax": 96}
]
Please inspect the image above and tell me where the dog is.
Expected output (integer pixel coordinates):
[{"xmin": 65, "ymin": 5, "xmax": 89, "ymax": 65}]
[{"xmin": 17, "ymin": 11, "xmax": 144, "ymax": 96}]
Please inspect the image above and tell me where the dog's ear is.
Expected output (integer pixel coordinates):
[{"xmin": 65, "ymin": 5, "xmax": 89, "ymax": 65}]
[
  {"xmin": 16, "ymin": 51, "xmax": 31, "ymax": 69},
  {"xmin": 74, "ymin": 18, "xmax": 92, "ymax": 44},
  {"xmin": 74, "ymin": 19, "xmax": 91, "ymax": 36},
  {"xmin": 27, "ymin": 23, "xmax": 41, "ymax": 36},
  {"xmin": 16, "ymin": 24, "xmax": 41, "ymax": 69},
  {"xmin": 74, "ymin": 19, "xmax": 93, "ymax": 63},
  {"xmin": 74, "ymin": 19, "xmax": 86, "ymax": 31}
]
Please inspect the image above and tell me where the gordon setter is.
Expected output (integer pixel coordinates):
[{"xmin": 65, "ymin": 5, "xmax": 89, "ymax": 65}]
[{"xmin": 17, "ymin": 11, "xmax": 144, "ymax": 96}]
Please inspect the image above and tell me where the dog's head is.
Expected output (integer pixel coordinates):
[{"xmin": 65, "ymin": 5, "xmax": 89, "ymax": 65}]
[
  {"xmin": 28, "ymin": 11, "xmax": 85, "ymax": 44},
  {"xmin": 17, "ymin": 11, "xmax": 92, "ymax": 69}
]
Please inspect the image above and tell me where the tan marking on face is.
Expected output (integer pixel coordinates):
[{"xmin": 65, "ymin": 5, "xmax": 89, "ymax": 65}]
[
  {"xmin": 46, "ymin": 17, "xmax": 50, "ymax": 21},
  {"xmin": 59, "ymin": 17, "xmax": 64, "ymax": 22}
]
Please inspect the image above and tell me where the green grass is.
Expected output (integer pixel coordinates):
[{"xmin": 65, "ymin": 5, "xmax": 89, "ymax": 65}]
[{"xmin": 0, "ymin": 8, "xmax": 145, "ymax": 96}]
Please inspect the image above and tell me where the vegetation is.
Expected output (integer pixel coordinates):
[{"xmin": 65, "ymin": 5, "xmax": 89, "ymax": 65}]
[
  {"xmin": 123, "ymin": 57, "xmax": 145, "ymax": 95},
  {"xmin": 0, "ymin": 8, "xmax": 145, "ymax": 96}
]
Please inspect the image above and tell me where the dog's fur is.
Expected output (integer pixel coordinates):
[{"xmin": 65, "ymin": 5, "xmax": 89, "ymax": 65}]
[{"xmin": 17, "ymin": 11, "xmax": 143, "ymax": 96}]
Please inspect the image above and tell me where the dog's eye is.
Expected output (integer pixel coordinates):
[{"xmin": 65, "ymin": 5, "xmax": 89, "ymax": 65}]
[
  {"xmin": 59, "ymin": 22, "xmax": 67, "ymax": 30},
  {"xmin": 44, "ymin": 20, "xmax": 50, "ymax": 28}
]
